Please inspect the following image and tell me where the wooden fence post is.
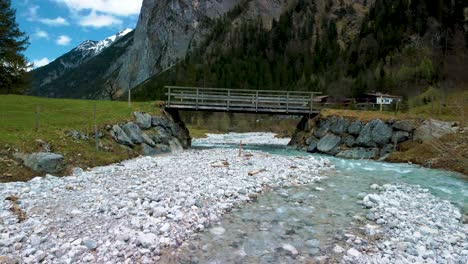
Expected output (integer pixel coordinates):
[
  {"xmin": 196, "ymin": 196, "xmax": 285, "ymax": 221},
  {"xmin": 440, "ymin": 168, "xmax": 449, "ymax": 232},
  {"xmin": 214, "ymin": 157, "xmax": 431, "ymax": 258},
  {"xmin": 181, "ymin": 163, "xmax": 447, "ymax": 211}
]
[{"xmin": 35, "ymin": 104, "xmax": 40, "ymax": 132}]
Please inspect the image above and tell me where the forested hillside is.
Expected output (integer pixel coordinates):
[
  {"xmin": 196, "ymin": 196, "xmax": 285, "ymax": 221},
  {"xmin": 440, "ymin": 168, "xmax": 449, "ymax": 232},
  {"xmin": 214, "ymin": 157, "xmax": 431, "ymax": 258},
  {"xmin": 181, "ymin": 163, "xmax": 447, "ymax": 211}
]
[{"xmin": 132, "ymin": 0, "xmax": 468, "ymax": 101}]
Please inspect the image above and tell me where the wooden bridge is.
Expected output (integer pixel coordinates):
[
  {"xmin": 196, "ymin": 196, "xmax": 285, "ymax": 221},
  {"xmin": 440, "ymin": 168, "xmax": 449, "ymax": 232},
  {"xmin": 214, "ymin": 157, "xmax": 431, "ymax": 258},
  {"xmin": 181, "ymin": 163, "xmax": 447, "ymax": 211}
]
[{"xmin": 164, "ymin": 86, "xmax": 322, "ymax": 115}]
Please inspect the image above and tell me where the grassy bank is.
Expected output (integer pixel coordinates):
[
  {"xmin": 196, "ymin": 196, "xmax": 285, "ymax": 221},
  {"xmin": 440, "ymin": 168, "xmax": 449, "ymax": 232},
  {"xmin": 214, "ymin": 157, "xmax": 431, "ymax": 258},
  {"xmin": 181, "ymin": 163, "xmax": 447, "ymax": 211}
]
[{"xmin": 0, "ymin": 95, "xmax": 159, "ymax": 182}]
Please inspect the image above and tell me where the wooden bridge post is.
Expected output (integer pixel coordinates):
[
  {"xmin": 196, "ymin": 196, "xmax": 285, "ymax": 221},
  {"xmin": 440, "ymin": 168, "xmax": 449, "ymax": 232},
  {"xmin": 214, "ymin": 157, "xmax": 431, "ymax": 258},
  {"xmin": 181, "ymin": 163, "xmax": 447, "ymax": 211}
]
[
  {"xmin": 167, "ymin": 87, "xmax": 171, "ymax": 107},
  {"xmin": 196, "ymin": 87, "xmax": 199, "ymax": 110},
  {"xmin": 286, "ymin": 91, "xmax": 290, "ymax": 113},
  {"xmin": 227, "ymin": 89, "xmax": 231, "ymax": 111},
  {"xmin": 255, "ymin": 90, "xmax": 259, "ymax": 112}
]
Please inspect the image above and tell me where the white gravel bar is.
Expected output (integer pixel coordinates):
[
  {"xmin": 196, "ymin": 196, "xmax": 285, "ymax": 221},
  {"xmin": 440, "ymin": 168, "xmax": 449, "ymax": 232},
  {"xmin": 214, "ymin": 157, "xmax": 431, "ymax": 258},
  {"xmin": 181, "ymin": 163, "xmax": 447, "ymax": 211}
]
[
  {"xmin": 193, "ymin": 132, "xmax": 291, "ymax": 146},
  {"xmin": 343, "ymin": 184, "xmax": 468, "ymax": 264},
  {"xmin": 0, "ymin": 148, "xmax": 331, "ymax": 263}
]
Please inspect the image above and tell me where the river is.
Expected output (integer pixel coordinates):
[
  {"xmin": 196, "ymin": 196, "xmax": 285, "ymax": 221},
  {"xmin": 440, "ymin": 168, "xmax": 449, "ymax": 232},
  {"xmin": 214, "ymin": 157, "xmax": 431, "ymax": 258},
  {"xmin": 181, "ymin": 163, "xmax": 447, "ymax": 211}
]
[{"xmin": 173, "ymin": 132, "xmax": 467, "ymax": 263}]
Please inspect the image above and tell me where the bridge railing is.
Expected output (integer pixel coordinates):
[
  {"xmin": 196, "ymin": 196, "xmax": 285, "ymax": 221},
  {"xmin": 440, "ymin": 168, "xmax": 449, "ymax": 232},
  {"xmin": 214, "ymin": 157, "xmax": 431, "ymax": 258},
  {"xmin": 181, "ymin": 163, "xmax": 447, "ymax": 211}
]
[{"xmin": 165, "ymin": 86, "xmax": 321, "ymax": 114}]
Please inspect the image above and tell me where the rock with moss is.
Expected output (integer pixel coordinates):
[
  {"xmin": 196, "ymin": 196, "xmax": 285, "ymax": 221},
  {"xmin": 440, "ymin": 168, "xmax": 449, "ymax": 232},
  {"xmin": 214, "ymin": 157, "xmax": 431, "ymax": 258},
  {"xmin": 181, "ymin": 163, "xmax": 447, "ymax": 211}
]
[{"xmin": 336, "ymin": 148, "xmax": 379, "ymax": 159}]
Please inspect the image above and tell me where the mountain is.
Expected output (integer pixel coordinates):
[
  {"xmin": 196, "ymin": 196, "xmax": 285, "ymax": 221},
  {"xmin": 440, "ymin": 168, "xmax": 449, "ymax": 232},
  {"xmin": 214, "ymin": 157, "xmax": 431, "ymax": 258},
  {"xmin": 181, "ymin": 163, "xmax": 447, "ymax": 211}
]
[
  {"xmin": 131, "ymin": 0, "xmax": 468, "ymax": 100},
  {"xmin": 30, "ymin": 29, "xmax": 133, "ymax": 97},
  {"xmin": 30, "ymin": 0, "xmax": 468, "ymax": 100}
]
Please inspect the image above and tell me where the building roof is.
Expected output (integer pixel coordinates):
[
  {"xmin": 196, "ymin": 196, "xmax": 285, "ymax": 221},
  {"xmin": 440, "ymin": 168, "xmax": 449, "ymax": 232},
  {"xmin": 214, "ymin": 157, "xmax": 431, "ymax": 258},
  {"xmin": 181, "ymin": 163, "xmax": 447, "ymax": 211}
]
[{"xmin": 364, "ymin": 93, "xmax": 402, "ymax": 99}]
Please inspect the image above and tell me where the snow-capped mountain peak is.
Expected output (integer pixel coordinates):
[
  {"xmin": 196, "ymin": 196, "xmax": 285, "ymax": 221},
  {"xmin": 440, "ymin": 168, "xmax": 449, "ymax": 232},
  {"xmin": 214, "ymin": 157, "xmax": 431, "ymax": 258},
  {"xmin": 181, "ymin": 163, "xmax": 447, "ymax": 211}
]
[{"xmin": 76, "ymin": 29, "xmax": 133, "ymax": 56}]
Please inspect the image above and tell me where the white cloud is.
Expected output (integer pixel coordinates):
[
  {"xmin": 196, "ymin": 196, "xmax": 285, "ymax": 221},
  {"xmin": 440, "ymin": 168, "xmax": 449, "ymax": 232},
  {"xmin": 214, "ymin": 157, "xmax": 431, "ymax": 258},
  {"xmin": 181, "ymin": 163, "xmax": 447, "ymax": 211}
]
[
  {"xmin": 26, "ymin": 5, "xmax": 39, "ymax": 21},
  {"xmin": 39, "ymin": 17, "xmax": 70, "ymax": 26},
  {"xmin": 79, "ymin": 11, "xmax": 122, "ymax": 28},
  {"xmin": 33, "ymin": 58, "xmax": 50, "ymax": 68},
  {"xmin": 54, "ymin": 0, "xmax": 143, "ymax": 16},
  {"xmin": 35, "ymin": 30, "xmax": 49, "ymax": 39},
  {"xmin": 56, "ymin": 35, "xmax": 71, "ymax": 46}
]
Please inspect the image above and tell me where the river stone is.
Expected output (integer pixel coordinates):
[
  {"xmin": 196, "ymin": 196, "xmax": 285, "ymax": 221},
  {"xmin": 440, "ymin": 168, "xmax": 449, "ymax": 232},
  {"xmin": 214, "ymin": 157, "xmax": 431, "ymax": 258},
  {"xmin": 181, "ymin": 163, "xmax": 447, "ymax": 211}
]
[
  {"xmin": 137, "ymin": 233, "xmax": 157, "ymax": 248},
  {"xmin": 306, "ymin": 137, "xmax": 319, "ymax": 153},
  {"xmin": 210, "ymin": 227, "xmax": 225, "ymax": 236},
  {"xmin": 356, "ymin": 119, "xmax": 392, "ymax": 147},
  {"xmin": 22, "ymin": 152, "xmax": 65, "ymax": 174},
  {"xmin": 392, "ymin": 131, "xmax": 409, "ymax": 144},
  {"xmin": 329, "ymin": 116, "xmax": 349, "ymax": 134},
  {"xmin": 336, "ymin": 148, "xmax": 378, "ymax": 159},
  {"xmin": 282, "ymin": 244, "xmax": 298, "ymax": 256},
  {"xmin": 347, "ymin": 248, "xmax": 362, "ymax": 258},
  {"xmin": 305, "ymin": 239, "xmax": 320, "ymax": 248},
  {"xmin": 348, "ymin": 120, "xmax": 362, "ymax": 135},
  {"xmin": 317, "ymin": 133, "xmax": 341, "ymax": 154},
  {"xmin": 122, "ymin": 122, "xmax": 143, "ymax": 144},
  {"xmin": 133, "ymin": 112, "xmax": 152, "ymax": 129},
  {"xmin": 393, "ymin": 120, "xmax": 417, "ymax": 132},
  {"xmin": 110, "ymin": 125, "xmax": 133, "ymax": 147}
]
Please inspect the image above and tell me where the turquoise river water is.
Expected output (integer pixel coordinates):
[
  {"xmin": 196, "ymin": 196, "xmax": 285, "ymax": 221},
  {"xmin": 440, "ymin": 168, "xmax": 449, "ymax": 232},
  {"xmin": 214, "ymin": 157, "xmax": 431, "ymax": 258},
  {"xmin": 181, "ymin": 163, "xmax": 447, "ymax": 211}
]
[{"xmin": 175, "ymin": 138, "xmax": 467, "ymax": 263}]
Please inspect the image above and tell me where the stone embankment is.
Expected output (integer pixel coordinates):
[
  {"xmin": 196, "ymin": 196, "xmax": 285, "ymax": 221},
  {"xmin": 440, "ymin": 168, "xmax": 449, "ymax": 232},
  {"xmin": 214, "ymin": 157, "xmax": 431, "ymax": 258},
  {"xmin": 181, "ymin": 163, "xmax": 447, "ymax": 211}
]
[
  {"xmin": 341, "ymin": 184, "xmax": 467, "ymax": 264},
  {"xmin": 0, "ymin": 149, "xmax": 331, "ymax": 263},
  {"xmin": 291, "ymin": 115, "xmax": 460, "ymax": 160},
  {"xmin": 13, "ymin": 111, "xmax": 190, "ymax": 175}
]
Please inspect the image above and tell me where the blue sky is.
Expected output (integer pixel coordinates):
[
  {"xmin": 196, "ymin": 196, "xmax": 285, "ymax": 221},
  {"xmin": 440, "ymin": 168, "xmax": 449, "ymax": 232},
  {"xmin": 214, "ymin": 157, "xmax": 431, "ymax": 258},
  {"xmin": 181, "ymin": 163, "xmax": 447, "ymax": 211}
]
[{"xmin": 12, "ymin": 0, "xmax": 143, "ymax": 68}]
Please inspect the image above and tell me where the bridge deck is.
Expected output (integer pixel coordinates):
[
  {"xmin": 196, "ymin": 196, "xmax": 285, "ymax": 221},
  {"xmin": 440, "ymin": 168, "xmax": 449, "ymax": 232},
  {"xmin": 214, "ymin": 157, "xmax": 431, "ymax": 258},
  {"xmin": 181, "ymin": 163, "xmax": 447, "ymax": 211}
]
[{"xmin": 164, "ymin": 86, "xmax": 321, "ymax": 115}]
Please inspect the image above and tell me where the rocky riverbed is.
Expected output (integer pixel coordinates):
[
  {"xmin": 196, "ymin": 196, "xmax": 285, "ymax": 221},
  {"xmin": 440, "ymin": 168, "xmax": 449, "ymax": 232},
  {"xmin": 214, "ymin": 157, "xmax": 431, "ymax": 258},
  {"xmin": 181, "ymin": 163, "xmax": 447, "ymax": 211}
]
[
  {"xmin": 0, "ymin": 148, "xmax": 330, "ymax": 263},
  {"xmin": 342, "ymin": 184, "xmax": 467, "ymax": 264}
]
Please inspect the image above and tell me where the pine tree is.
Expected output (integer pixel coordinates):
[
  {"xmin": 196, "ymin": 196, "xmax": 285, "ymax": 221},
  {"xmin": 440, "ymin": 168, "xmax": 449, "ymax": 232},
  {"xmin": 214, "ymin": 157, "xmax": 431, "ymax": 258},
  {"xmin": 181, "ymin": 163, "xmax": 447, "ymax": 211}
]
[{"xmin": 0, "ymin": 0, "xmax": 29, "ymax": 94}]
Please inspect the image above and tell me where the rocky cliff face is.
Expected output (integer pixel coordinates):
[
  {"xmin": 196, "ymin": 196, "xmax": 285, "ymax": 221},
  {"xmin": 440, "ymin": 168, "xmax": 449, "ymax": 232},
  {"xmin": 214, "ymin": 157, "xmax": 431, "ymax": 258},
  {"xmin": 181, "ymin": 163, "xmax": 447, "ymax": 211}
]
[{"xmin": 115, "ymin": 0, "xmax": 289, "ymax": 89}]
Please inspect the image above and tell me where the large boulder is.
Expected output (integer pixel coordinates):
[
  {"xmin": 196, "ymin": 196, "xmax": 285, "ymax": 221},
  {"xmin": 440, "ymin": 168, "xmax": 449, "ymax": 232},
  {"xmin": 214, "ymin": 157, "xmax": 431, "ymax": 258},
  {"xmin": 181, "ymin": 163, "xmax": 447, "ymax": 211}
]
[
  {"xmin": 306, "ymin": 137, "xmax": 319, "ymax": 153},
  {"xmin": 329, "ymin": 116, "xmax": 350, "ymax": 135},
  {"xmin": 348, "ymin": 120, "xmax": 362, "ymax": 135},
  {"xmin": 22, "ymin": 152, "xmax": 65, "ymax": 174},
  {"xmin": 133, "ymin": 112, "xmax": 152, "ymax": 129},
  {"xmin": 372, "ymin": 120, "xmax": 393, "ymax": 145},
  {"xmin": 110, "ymin": 125, "xmax": 133, "ymax": 147},
  {"xmin": 141, "ymin": 133, "xmax": 156, "ymax": 147},
  {"xmin": 142, "ymin": 144, "xmax": 172, "ymax": 156},
  {"xmin": 317, "ymin": 133, "xmax": 342, "ymax": 154},
  {"xmin": 122, "ymin": 122, "xmax": 143, "ymax": 144},
  {"xmin": 343, "ymin": 135, "xmax": 356, "ymax": 147},
  {"xmin": 313, "ymin": 119, "xmax": 331, "ymax": 138},
  {"xmin": 392, "ymin": 120, "xmax": 417, "ymax": 132},
  {"xmin": 392, "ymin": 131, "xmax": 409, "ymax": 144},
  {"xmin": 142, "ymin": 144, "xmax": 171, "ymax": 156},
  {"xmin": 151, "ymin": 115, "xmax": 171, "ymax": 129},
  {"xmin": 336, "ymin": 148, "xmax": 379, "ymax": 160},
  {"xmin": 413, "ymin": 119, "xmax": 456, "ymax": 141},
  {"xmin": 149, "ymin": 130, "xmax": 171, "ymax": 145},
  {"xmin": 356, "ymin": 119, "xmax": 392, "ymax": 147}
]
